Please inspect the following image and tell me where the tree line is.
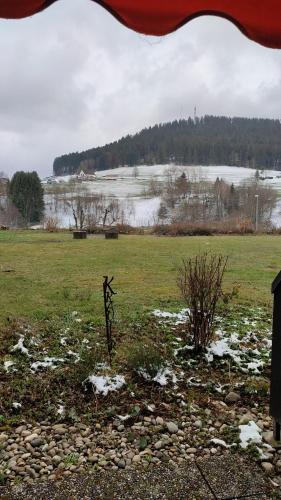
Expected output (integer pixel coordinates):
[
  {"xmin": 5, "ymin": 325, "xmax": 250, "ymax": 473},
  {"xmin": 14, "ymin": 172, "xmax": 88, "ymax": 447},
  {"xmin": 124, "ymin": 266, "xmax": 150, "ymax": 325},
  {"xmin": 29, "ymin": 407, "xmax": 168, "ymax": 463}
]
[
  {"xmin": 154, "ymin": 168, "xmax": 277, "ymax": 228},
  {"xmin": 53, "ymin": 115, "xmax": 281, "ymax": 176}
]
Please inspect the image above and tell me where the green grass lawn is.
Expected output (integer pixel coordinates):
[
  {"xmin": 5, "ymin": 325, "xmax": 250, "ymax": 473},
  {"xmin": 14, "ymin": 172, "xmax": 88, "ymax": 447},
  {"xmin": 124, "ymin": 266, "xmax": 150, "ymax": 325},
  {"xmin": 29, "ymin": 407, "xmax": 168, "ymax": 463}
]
[{"xmin": 0, "ymin": 230, "xmax": 279, "ymax": 325}]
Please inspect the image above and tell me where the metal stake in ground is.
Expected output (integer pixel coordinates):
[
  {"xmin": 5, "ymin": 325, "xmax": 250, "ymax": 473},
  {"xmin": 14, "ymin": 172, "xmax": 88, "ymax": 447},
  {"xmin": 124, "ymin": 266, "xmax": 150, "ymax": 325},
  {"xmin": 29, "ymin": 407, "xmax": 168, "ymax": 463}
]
[{"xmin": 103, "ymin": 276, "xmax": 116, "ymax": 365}]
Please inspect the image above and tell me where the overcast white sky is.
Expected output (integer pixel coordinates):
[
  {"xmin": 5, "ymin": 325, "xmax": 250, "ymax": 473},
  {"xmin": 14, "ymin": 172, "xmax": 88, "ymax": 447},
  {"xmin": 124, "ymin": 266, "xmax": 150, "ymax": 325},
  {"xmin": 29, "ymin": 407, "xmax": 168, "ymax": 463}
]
[{"xmin": 1, "ymin": 0, "xmax": 281, "ymax": 178}]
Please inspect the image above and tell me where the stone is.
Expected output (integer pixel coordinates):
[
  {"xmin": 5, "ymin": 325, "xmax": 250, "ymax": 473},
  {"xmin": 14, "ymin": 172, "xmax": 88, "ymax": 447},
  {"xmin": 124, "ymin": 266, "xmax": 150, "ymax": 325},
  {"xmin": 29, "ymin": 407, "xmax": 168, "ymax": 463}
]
[
  {"xmin": 276, "ymin": 460, "xmax": 281, "ymax": 472},
  {"xmin": 88, "ymin": 453, "xmax": 99, "ymax": 464},
  {"xmin": 225, "ymin": 392, "xmax": 241, "ymax": 403},
  {"xmin": 262, "ymin": 431, "xmax": 281, "ymax": 449},
  {"xmin": 261, "ymin": 462, "xmax": 274, "ymax": 474},
  {"xmin": 238, "ymin": 413, "xmax": 253, "ymax": 425},
  {"xmin": 155, "ymin": 417, "xmax": 164, "ymax": 426},
  {"xmin": 154, "ymin": 440, "xmax": 164, "ymax": 450},
  {"xmin": 21, "ymin": 430, "xmax": 32, "ymax": 437},
  {"xmin": 0, "ymin": 433, "xmax": 8, "ymax": 443},
  {"xmin": 24, "ymin": 434, "xmax": 39, "ymax": 443},
  {"xmin": 186, "ymin": 448, "xmax": 197, "ymax": 454},
  {"xmin": 166, "ymin": 422, "xmax": 178, "ymax": 434},
  {"xmin": 25, "ymin": 466, "xmax": 37, "ymax": 479},
  {"xmin": 52, "ymin": 455, "xmax": 61, "ymax": 465},
  {"xmin": 31, "ymin": 438, "xmax": 44, "ymax": 448},
  {"xmin": 15, "ymin": 426, "xmax": 26, "ymax": 434}
]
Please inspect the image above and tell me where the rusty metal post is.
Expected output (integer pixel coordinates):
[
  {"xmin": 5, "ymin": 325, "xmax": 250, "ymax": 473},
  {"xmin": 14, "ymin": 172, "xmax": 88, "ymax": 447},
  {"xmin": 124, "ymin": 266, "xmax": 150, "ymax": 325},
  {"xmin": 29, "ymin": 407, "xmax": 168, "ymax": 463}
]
[{"xmin": 103, "ymin": 276, "xmax": 116, "ymax": 365}]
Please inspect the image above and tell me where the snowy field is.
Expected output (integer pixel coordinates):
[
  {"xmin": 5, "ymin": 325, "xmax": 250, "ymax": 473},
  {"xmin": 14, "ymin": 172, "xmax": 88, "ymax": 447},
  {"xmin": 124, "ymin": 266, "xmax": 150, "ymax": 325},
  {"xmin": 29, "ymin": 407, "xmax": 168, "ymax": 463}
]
[{"xmin": 44, "ymin": 165, "xmax": 281, "ymax": 227}]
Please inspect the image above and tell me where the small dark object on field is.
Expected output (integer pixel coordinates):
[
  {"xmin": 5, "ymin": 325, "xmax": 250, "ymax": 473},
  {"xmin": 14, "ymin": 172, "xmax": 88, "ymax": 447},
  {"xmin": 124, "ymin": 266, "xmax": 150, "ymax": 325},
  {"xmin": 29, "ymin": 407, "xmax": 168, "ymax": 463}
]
[
  {"xmin": 0, "ymin": 225, "xmax": 9, "ymax": 230},
  {"xmin": 177, "ymin": 253, "xmax": 228, "ymax": 354},
  {"xmin": 73, "ymin": 230, "xmax": 87, "ymax": 239},
  {"xmin": 105, "ymin": 227, "xmax": 119, "ymax": 239},
  {"xmin": 2, "ymin": 268, "xmax": 15, "ymax": 273}
]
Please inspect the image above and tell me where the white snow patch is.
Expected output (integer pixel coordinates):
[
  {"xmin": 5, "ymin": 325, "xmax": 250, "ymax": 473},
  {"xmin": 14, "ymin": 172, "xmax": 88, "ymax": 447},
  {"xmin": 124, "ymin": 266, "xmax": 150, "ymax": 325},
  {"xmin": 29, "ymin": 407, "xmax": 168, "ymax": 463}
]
[
  {"xmin": 256, "ymin": 447, "xmax": 272, "ymax": 460},
  {"xmin": 241, "ymin": 360, "xmax": 264, "ymax": 374},
  {"xmin": 153, "ymin": 309, "xmax": 188, "ymax": 325},
  {"xmin": 239, "ymin": 421, "xmax": 262, "ymax": 449},
  {"xmin": 3, "ymin": 360, "xmax": 15, "ymax": 372},
  {"xmin": 67, "ymin": 350, "xmax": 81, "ymax": 363},
  {"xmin": 210, "ymin": 438, "xmax": 232, "ymax": 448},
  {"xmin": 84, "ymin": 374, "xmax": 125, "ymax": 396},
  {"xmin": 117, "ymin": 414, "xmax": 131, "ymax": 421},
  {"xmin": 30, "ymin": 357, "xmax": 64, "ymax": 371},
  {"xmin": 206, "ymin": 335, "xmax": 241, "ymax": 365},
  {"xmin": 11, "ymin": 335, "xmax": 30, "ymax": 356},
  {"xmin": 57, "ymin": 405, "xmax": 65, "ymax": 416},
  {"xmin": 138, "ymin": 367, "xmax": 177, "ymax": 386},
  {"xmin": 12, "ymin": 402, "xmax": 22, "ymax": 409}
]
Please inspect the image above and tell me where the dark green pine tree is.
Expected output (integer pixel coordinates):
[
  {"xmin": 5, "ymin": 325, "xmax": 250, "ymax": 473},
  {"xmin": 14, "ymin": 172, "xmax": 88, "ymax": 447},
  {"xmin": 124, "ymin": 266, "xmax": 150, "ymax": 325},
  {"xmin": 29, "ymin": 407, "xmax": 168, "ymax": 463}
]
[{"xmin": 9, "ymin": 171, "xmax": 45, "ymax": 224}]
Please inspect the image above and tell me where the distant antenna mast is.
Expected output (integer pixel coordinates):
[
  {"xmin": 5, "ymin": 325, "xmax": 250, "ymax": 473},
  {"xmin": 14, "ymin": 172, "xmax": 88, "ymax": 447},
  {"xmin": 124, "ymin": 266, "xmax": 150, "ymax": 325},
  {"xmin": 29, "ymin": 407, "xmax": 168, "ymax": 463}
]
[{"xmin": 194, "ymin": 106, "xmax": 197, "ymax": 121}]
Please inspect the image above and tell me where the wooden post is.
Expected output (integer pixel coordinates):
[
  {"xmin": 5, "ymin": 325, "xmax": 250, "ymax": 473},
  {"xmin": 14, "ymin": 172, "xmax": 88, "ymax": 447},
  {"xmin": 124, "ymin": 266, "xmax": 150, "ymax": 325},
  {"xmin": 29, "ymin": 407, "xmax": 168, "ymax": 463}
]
[{"xmin": 270, "ymin": 271, "xmax": 281, "ymax": 441}]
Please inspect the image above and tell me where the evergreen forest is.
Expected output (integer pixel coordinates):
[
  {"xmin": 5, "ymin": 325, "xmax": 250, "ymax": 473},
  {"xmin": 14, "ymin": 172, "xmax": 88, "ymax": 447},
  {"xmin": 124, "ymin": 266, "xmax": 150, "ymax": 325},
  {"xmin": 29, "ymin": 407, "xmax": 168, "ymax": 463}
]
[{"xmin": 53, "ymin": 115, "xmax": 281, "ymax": 176}]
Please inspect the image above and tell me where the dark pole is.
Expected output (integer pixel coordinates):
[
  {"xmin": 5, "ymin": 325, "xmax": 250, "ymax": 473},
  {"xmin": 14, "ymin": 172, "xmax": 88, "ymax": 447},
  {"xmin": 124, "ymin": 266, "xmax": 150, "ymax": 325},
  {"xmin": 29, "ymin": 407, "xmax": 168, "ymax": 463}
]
[
  {"xmin": 270, "ymin": 271, "xmax": 281, "ymax": 441},
  {"xmin": 103, "ymin": 275, "xmax": 116, "ymax": 365}
]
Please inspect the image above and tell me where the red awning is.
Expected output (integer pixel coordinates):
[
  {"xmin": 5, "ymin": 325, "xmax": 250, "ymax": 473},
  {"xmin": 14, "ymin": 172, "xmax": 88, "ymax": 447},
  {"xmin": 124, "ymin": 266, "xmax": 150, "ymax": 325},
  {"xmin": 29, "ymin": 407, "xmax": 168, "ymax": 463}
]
[{"xmin": 1, "ymin": 0, "xmax": 281, "ymax": 48}]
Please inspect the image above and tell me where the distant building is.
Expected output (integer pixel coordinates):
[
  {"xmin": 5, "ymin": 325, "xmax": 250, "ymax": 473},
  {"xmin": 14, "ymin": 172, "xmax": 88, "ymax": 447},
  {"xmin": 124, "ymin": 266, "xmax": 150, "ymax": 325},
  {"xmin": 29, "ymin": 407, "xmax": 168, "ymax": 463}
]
[
  {"xmin": 76, "ymin": 170, "xmax": 96, "ymax": 181},
  {"xmin": 0, "ymin": 176, "xmax": 9, "ymax": 184}
]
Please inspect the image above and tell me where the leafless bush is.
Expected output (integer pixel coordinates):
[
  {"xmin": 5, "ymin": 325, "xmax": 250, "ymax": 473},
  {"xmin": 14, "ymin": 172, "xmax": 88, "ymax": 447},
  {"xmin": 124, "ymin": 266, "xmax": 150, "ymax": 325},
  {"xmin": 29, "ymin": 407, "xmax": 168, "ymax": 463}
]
[
  {"xmin": 44, "ymin": 216, "xmax": 60, "ymax": 232},
  {"xmin": 151, "ymin": 218, "xmax": 256, "ymax": 236},
  {"xmin": 152, "ymin": 223, "xmax": 213, "ymax": 236},
  {"xmin": 0, "ymin": 198, "xmax": 24, "ymax": 228},
  {"xmin": 177, "ymin": 253, "xmax": 228, "ymax": 354}
]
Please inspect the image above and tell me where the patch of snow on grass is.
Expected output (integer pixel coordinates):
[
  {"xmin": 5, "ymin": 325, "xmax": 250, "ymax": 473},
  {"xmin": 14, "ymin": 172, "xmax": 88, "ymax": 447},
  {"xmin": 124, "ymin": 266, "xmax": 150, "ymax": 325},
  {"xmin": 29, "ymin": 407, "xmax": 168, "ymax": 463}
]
[
  {"xmin": 67, "ymin": 350, "xmax": 80, "ymax": 363},
  {"xmin": 3, "ymin": 360, "xmax": 15, "ymax": 372},
  {"xmin": 153, "ymin": 307, "xmax": 270, "ymax": 374},
  {"xmin": 153, "ymin": 367, "xmax": 177, "ymax": 386},
  {"xmin": 239, "ymin": 421, "xmax": 262, "ymax": 449},
  {"xmin": 30, "ymin": 357, "xmax": 64, "ymax": 371},
  {"xmin": 138, "ymin": 367, "xmax": 177, "ymax": 386},
  {"xmin": 117, "ymin": 414, "xmax": 131, "ymax": 421},
  {"xmin": 153, "ymin": 309, "xmax": 188, "ymax": 324},
  {"xmin": 11, "ymin": 335, "xmax": 30, "ymax": 356},
  {"xmin": 256, "ymin": 447, "xmax": 272, "ymax": 460},
  {"xmin": 206, "ymin": 333, "xmax": 241, "ymax": 365},
  {"xmin": 57, "ymin": 404, "xmax": 65, "ymax": 415},
  {"xmin": 84, "ymin": 375, "xmax": 125, "ymax": 396},
  {"xmin": 210, "ymin": 438, "xmax": 233, "ymax": 448},
  {"xmin": 12, "ymin": 402, "xmax": 22, "ymax": 409},
  {"xmin": 241, "ymin": 360, "xmax": 264, "ymax": 374}
]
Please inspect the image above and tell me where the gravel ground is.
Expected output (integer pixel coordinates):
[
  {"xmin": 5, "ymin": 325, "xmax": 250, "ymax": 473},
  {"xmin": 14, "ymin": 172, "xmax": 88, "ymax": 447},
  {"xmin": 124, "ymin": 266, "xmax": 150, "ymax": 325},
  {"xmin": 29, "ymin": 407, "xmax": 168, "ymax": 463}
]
[{"xmin": 0, "ymin": 455, "xmax": 275, "ymax": 500}]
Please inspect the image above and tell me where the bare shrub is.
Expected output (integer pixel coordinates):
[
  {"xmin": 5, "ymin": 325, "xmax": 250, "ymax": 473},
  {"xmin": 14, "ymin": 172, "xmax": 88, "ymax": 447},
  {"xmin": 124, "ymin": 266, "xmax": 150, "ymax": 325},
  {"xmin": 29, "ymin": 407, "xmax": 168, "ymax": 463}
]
[
  {"xmin": 151, "ymin": 222, "xmax": 214, "ymax": 236},
  {"xmin": 177, "ymin": 253, "xmax": 228, "ymax": 354},
  {"xmin": 151, "ymin": 219, "xmax": 256, "ymax": 236},
  {"xmin": 44, "ymin": 216, "xmax": 60, "ymax": 232}
]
